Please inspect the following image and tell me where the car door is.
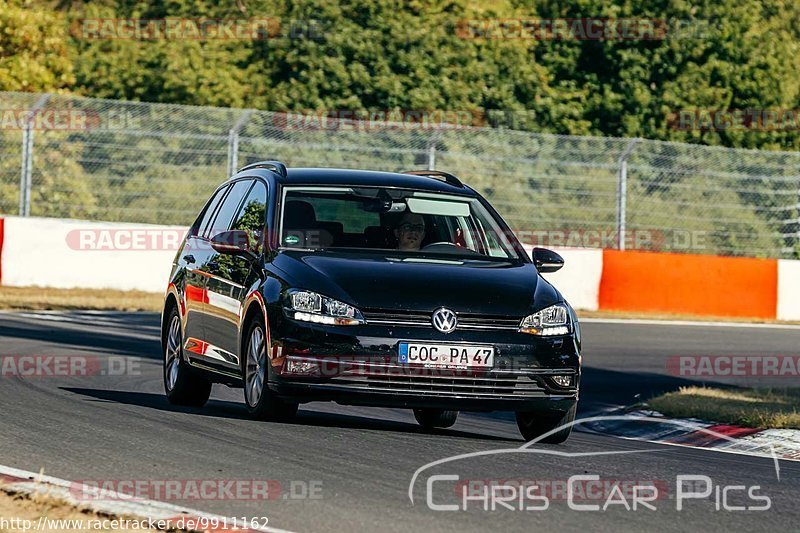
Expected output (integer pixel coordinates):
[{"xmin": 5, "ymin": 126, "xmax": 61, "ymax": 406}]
[
  {"xmin": 180, "ymin": 184, "xmax": 229, "ymax": 354},
  {"xmin": 187, "ymin": 179, "xmax": 253, "ymax": 368},
  {"xmin": 204, "ymin": 179, "xmax": 268, "ymax": 369}
]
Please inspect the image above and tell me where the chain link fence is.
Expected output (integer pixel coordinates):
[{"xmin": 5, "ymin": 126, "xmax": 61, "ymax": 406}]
[{"xmin": 1, "ymin": 91, "xmax": 798, "ymax": 258}]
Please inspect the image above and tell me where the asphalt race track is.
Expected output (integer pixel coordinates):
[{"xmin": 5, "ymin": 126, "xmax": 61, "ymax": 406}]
[{"xmin": 0, "ymin": 311, "xmax": 798, "ymax": 532}]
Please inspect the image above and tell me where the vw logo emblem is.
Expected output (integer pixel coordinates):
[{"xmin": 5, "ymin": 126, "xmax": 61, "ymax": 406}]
[{"xmin": 431, "ymin": 307, "xmax": 458, "ymax": 333}]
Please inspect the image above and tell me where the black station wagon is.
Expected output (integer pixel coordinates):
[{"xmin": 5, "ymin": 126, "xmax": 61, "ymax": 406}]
[{"xmin": 162, "ymin": 161, "xmax": 581, "ymax": 442}]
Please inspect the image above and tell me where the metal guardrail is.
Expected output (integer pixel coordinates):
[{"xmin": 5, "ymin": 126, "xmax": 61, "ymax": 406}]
[{"xmin": 0, "ymin": 91, "xmax": 798, "ymax": 258}]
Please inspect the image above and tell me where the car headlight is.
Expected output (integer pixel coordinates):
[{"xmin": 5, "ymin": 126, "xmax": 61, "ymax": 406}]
[
  {"xmin": 286, "ymin": 290, "xmax": 365, "ymax": 326},
  {"xmin": 519, "ymin": 304, "xmax": 570, "ymax": 336}
]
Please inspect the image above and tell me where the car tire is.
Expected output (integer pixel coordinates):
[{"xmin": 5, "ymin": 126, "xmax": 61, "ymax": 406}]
[
  {"xmin": 413, "ymin": 408, "xmax": 458, "ymax": 429},
  {"xmin": 163, "ymin": 306, "xmax": 212, "ymax": 407},
  {"xmin": 515, "ymin": 403, "xmax": 577, "ymax": 443},
  {"xmin": 242, "ymin": 317, "xmax": 298, "ymax": 421}
]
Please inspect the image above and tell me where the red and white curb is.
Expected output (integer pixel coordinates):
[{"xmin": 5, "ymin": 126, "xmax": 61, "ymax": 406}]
[
  {"xmin": 0, "ymin": 464, "xmax": 295, "ymax": 533},
  {"xmin": 583, "ymin": 409, "xmax": 800, "ymax": 462}
]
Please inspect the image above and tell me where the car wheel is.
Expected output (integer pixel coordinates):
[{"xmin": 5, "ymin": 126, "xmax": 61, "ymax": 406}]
[
  {"xmin": 163, "ymin": 306, "xmax": 212, "ymax": 406},
  {"xmin": 243, "ymin": 318, "xmax": 298, "ymax": 421},
  {"xmin": 413, "ymin": 408, "xmax": 458, "ymax": 429},
  {"xmin": 515, "ymin": 403, "xmax": 577, "ymax": 443}
]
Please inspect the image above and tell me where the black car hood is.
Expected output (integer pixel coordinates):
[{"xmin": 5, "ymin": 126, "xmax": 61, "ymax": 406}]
[{"xmin": 270, "ymin": 250, "xmax": 561, "ymax": 316}]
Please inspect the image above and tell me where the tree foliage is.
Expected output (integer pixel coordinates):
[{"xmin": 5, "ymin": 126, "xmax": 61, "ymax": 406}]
[
  {"xmin": 0, "ymin": 0, "xmax": 800, "ymax": 149},
  {"xmin": 2, "ymin": 0, "xmax": 800, "ymax": 150},
  {"xmin": 0, "ymin": 0, "xmax": 74, "ymax": 92}
]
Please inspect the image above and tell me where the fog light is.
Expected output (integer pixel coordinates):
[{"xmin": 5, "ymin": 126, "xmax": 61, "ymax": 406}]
[
  {"xmin": 285, "ymin": 359, "xmax": 319, "ymax": 375},
  {"xmin": 552, "ymin": 375, "xmax": 572, "ymax": 387}
]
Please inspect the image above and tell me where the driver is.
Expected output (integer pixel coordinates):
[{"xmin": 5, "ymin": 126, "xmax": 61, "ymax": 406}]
[{"xmin": 395, "ymin": 212, "xmax": 426, "ymax": 251}]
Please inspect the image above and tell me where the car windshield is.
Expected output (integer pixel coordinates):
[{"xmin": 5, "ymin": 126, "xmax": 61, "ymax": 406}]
[{"xmin": 280, "ymin": 186, "xmax": 520, "ymax": 260}]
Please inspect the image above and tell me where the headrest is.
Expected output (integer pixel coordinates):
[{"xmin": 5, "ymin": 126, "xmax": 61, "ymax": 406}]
[{"xmin": 284, "ymin": 200, "xmax": 317, "ymax": 228}]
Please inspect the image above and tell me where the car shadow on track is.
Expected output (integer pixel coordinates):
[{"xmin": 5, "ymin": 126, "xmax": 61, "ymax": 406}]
[
  {"xmin": 60, "ymin": 387, "xmax": 517, "ymax": 442},
  {"xmin": 579, "ymin": 366, "xmax": 739, "ymax": 409},
  {"xmin": 293, "ymin": 410, "xmax": 518, "ymax": 442},
  {"xmin": 61, "ymin": 386, "xmax": 251, "ymax": 418}
]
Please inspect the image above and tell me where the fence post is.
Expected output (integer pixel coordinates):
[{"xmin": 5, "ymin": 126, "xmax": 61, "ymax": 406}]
[
  {"xmin": 19, "ymin": 93, "xmax": 51, "ymax": 216},
  {"xmin": 227, "ymin": 109, "xmax": 254, "ymax": 177},
  {"xmin": 616, "ymin": 138, "xmax": 640, "ymax": 250},
  {"xmin": 426, "ymin": 131, "xmax": 441, "ymax": 170}
]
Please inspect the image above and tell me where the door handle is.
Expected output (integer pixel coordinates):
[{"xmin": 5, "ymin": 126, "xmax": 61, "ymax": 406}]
[{"xmin": 183, "ymin": 254, "xmax": 195, "ymax": 264}]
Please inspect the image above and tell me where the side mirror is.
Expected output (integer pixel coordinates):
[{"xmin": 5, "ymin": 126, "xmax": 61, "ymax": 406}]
[
  {"xmin": 210, "ymin": 230, "xmax": 256, "ymax": 258},
  {"xmin": 532, "ymin": 247, "xmax": 564, "ymax": 273}
]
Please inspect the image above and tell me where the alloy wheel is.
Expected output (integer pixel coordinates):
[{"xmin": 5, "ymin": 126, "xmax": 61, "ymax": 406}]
[{"xmin": 245, "ymin": 325, "xmax": 266, "ymax": 407}]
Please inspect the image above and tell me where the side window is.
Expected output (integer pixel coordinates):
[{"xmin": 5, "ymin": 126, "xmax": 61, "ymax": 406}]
[
  {"xmin": 204, "ymin": 180, "xmax": 252, "ymax": 238},
  {"xmin": 231, "ymin": 181, "xmax": 268, "ymax": 253},
  {"xmin": 305, "ymin": 196, "xmax": 380, "ymax": 233},
  {"xmin": 193, "ymin": 185, "xmax": 228, "ymax": 237}
]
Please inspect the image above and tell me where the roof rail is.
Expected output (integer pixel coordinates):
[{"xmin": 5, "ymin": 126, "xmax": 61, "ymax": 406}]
[
  {"xmin": 238, "ymin": 160, "xmax": 288, "ymax": 178},
  {"xmin": 402, "ymin": 170, "xmax": 464, "ymax": 188}
]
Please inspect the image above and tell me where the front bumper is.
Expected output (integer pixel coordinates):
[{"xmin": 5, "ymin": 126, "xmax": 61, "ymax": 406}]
[{"xmin": 267, "ymin": 317, "xmax": 580, "ymax": 413}]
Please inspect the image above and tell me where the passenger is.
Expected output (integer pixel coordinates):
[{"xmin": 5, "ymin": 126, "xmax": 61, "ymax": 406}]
[{"xmin": 394, "ymin": 213, "xmax": 426, "ymax": 251}]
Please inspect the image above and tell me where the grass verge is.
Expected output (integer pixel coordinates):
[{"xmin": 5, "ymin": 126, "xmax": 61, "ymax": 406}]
[
  {"xmin": 0, "ymin": 488, "xmax": 160, "ymax": 532},
  {"xmin": 648, "ymin": 386, "xmax": 800, "ymax": 429},
  {"xmin": 0, "ymin": 287, "xmax": 162, "ymax": 312}
]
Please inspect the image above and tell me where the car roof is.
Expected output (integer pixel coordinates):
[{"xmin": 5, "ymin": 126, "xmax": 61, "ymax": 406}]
[{"xmin": 234, "ymin": 167, "xmax": 477, "ymax": 196}]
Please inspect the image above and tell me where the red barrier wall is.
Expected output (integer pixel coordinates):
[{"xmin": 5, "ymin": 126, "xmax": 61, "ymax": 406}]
[
  {"xmin": 0, "ymin": 217, "xmax": 4, "ymax": 285},
  {"xmin": 599, "ymin": 250, "xmax": 778, "ymax": 318}
]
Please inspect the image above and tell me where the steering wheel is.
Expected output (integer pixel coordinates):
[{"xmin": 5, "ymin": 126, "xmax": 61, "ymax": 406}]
[{"xmin": 421, "ymin": 241, "xmax": 459, "ymax": 250}]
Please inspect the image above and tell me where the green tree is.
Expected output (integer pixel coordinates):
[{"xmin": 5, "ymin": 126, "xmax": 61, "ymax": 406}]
[{"xmin": 0, "ymin": 0, "xmax": 74, "ymax": 92}]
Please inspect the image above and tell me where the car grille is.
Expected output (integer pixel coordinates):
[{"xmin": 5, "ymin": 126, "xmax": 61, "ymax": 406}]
[
  {"xmin": 362, "ymin": 309, "xmax": 522, "ymax": 331},
  {"xmin": 325, "ymin": 365, "xmax": 549, "ymax": 398}
]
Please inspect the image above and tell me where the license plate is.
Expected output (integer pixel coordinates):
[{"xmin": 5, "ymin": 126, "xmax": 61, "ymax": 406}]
[{"xmin": 398, "ymin": 342, "xmax": 494, "ymax": 368}]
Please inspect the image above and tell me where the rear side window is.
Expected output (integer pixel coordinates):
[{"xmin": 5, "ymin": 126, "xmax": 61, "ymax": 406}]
[
  {"xmin": 205, "ymin": 180, "xmax": 252, "ymax": 238},
  {"xmin": 231, "ymin": 181, "xmax": 268, "ymax": 253},
  {"xmin": 304, "ymin": 195, "xmax": 380, "ymax": 233},
  {"xmin": 193, "ymin": 185, "xmax": 228, "ymax": 237}
]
